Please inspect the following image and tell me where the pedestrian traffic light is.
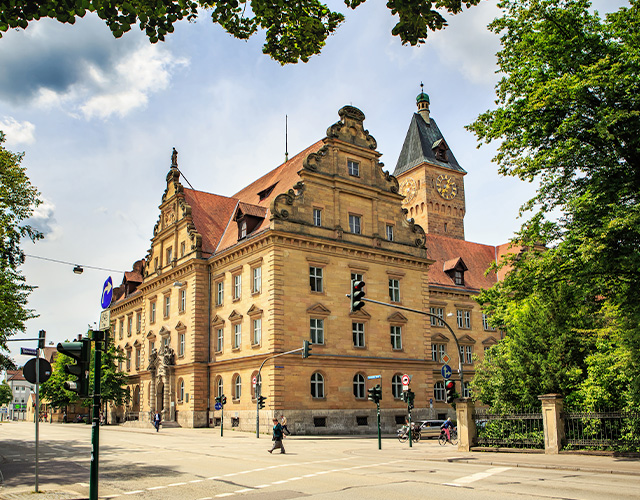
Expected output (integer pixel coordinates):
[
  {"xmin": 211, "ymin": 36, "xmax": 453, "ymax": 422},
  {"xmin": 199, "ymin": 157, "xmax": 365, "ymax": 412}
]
[
  {"xmin": 38, "ymin": 330, "xmax": 46, "ymax": 349},
  {"xmin": 57, "ymin": 338, "xmax": 91, "ymax": 398},
  {"xmin": 258, "ymin": 395, "xmax": 267, "ymax": 409},
  {"xmin": 445, "ymin": 380, "xmax": 456, "ymax": 404},
  {"xmin": 302, "ymin": 339, "xmax": 312, "ymax": 359},
  {"xmin": 350, "ymin": 280, "xmax": 366, "ymax": 313}
]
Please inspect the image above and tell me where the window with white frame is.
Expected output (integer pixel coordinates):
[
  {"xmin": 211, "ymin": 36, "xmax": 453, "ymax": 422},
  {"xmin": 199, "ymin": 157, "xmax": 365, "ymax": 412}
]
[
  {"xmin": 353, "ymin": 373, "xmax": 365, "ymax": 399},
  {"xmin": 310, "ymin": 318, "xmax": 324, "ymax": 344},
  {"xmin": 313, "ymin": 208, "xmax": 322, "ymax": 227},
  {"xmin": 119, "ymin": 319, "xmax": 124, "ymax": 340},
  {"xmin": 164, "ymin": 295, "xmax": 170, "ymax": 317},
  {"xmin": 352, "ymin": 322, "xmax": 365, "ymax": 348},
  {"xmin": 216, "ymin": 281, "xmax": 224, "ymax": 306},
  {"xmin": 389, "ymin": 279, "xmax": 400, "ymax": 302},
  {"xmin": 482, "ymin": 313, "xmax": 496, "ymax": 331},
  {"xmin": 136, "ymin": 348, "xmax": 141, "ymax": 369},
  {"xmin": 150, "ymin": 302, "xmax": 156, "ymax": 324},
  {"xmin": 126, "ymin": 350, "xmax": 131, "ymax": 371},
  {"xmin": 180, "ymin": 241, "xmax": 186, "ymax": 257},
  {"xmin": 386, "ymin": 224, "xmax": 394, "ymax": 241},
  {"xmin": 252, "ymin": 318, "xmax": 262, "ymax": 345},
  {"xmin": 309, "ymin": 266, "xmax": 323, "ymax": 292},
  {"xmin": 430, "ymin": 307, "xmax": 444, "ymax": 326},
  {"xmin": 179, "ymin": 289, "xmax": 186, "ymax": 312},
  {"xmin": 240, "ymin": 221, "xmax": 247, "ymax": 238},
  {"xmin": 252, "ymin": 266, "xmax": 262, "ymax": 294},
  {"xmin": 234, "ymin": 375, "xmax": 242, "ymax": 400},
  {"xmin": 432, "ymin": 343, "xmax": 446, "ymax": 362},
  {"xmin": 434, "ymin": 381, "xmax": 445, "ymax": 401},
  {"xmin": 390, "ymin": 325, "xmax": 402, "ymax": 350},
  {"xmin": 349, "ymin": 214, "xmax": 361, "ymax": 234},
  {"xmin": 136, "ymin": 312, "xmax": 142, "ymax": 333},
  {"xmin": 461, "ymin": 381, "xmax": 471, "ymax": 398},
  {"xmin": 127, "ymin": 316, "xmax": 132, "ymax": 336},
  {"xmin": 311, "ymin": 372, "xmax": 324, "ymax": 398},
  {"xmin": 457, "ymin": 309, "xmax": 471, "ymax": 329},
  {"xmin": 166, "ymin": 247, "xmax": 172, "ymax": 265},
  {"xmin": 233, "ymin": 323, "xmax": 241, "ymax": 349},
  {"xmin": 460, "ymin": 345, "xmax": 473, "ymax": 364},
  {"xmin": 351, "ymin": 272, "xmax": 363, "ymax": 282},
  {"xmin": 216, "ymin": 328, "xmax": 223, "ymax": 352},
  {"xmin": 233, "ymin": 274, "xmax": 242, "ymax": 300},
  {"xmin": 217, "ymin": 377, "xmax": 223, "ymax": 398},
  {"xmin": 179, "ymin": 333, "xmax": 185, "ymax": 357},
  {"xmin": 347, "ymin": 159, "xmax": 360, "ymax": 177},
  {"xmin": 179, "ymin": 379, "xmax": 184, "ymax": 402},
  {"xmin": 392, "ymin": 374, "xmax": 402, "ymax": 399}
]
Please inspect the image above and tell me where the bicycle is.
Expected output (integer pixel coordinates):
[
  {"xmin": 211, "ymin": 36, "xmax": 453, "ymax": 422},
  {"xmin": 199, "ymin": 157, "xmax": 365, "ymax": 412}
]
[
  {"xmin": 397, "ymin": 424, "xmax": 421, "ymax": 443},
  {"xmin": 438, "ymin": 427, "xmax": 458, "ymax": 446}
]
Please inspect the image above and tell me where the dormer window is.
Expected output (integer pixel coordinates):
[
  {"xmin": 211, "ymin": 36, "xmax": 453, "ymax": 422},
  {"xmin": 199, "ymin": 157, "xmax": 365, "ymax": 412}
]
[
  {"xmin": 235, "ymin": 202, "xmax": 267, "ymax": 240},
  {"xmin": 432, "ymin": 139, "xmax": 449, "ymax": 162},
  {"xmin": 241, "ymin": 221, "xmax": 247, "ymax": 238},
  {"xmin": 443, "ymin": 257, "xmax": 468, "ymax": 287},
  {"xmin": 453, "ymin": 270, "xmax": 464, "ymax": 285},
  {"xmin": 258, "ymin": 183, "xmax": 278, "ymax": 201}
]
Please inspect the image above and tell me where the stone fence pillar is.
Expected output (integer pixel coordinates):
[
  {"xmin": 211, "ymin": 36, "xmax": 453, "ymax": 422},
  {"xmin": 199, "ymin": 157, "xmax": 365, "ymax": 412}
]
[
  {"xmin": 538, "ymin": 393, "xmax": 564, "ymax": 454},
  {"xmin": 455, "ymin": 398, "xmax": 476, "ymax": 452}
]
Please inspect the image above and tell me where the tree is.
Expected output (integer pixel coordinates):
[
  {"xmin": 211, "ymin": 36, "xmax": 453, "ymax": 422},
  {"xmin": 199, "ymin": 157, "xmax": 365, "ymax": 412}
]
[
  {"xmin": 92, "ymin": 343, "xmax": 129, "ymax": 409},
  {"xmin": 0, "ymin": 132, "xmax": 42, "ymax": 370},
  {"xmin": 468, "ymin": 0, "xmax": 640, "ymax": 410},
  {"xmin": 0, "ymin": 380, "xmax": 12, "ymax": 406},
  {"xmin": 0, "ymin": 0, "xmax": 481, "ymax": 64},
  {"xmin": 40, "ymin": 350, "xmax": 76, "ymax": 409}
]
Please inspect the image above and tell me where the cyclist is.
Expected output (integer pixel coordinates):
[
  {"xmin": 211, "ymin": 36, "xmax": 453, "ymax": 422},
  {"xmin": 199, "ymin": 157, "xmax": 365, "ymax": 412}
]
[{"xmin": 441, "ymin": 417, "xmax": 453, "ymax": 442}]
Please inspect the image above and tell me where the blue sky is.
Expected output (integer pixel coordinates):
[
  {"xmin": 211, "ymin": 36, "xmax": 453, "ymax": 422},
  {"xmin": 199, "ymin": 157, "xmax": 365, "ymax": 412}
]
[{"xmin": 1, "ymin": 0, "xmax": 626, "ymax": 365}]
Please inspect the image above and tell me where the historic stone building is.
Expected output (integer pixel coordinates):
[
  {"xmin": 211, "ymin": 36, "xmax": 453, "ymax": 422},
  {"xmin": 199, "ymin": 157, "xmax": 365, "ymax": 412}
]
[{"xmin": 109, "ymin": 94, "xmax": 508, "ymax": 432}]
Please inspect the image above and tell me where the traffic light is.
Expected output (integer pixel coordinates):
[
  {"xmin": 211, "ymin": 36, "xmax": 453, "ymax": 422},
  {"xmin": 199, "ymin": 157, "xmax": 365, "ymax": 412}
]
[
  {"xmin": 258, "ymin": 395, "xmax": 267, "ymax": 409},
  {"xmin": 221, "ymin": 395, "xmax": 227, "ymax": 405},
  {"xmin": 406, "ymin": 389, "xmax": 415, "ymax": 410},
  {"xmin": 38, "ymin": 330, "xmax": 46, "ymax": 349},
  {"xmin": 368, "ymin": 384, "xmax": 382, "ymax": 403},
  {"xmin": 215, "ymin": 396, "xmax": 221, "ymax": 404},
  {"xmin": 302, "ymin": 339, "xmax": 312, "ymax": 359},
  {"xmin": 57, "ymin": 338, "xmax": 91, "ymax": 398},
  {"xmin": 445, "ymin": 380, "xmax": 456, "ymax": 404},
  {"xmin": 350, "ymin": 280, "xmax": 366, "ymax": 313}
]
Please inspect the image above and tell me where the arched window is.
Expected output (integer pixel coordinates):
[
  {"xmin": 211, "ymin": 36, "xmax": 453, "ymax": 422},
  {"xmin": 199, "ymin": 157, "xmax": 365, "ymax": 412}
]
[
  {"xmin": 178, "ymin": 379, "xmax": 184, "ymax": 402},
  {"xmin": 234, "ymin": 375, "xmax": 242, "ymax": 400},
  {"xmin": 353, "ymin": 373, "xmax": 365, "ymax": 399},
  {"xmin": 311, "ymin": 372, "xmax": 324, "ymax": 399},
  {"xmin": 216, "ymin": 377, "xmax": 223, "ymax": 398},
  {"xmin": 391, "ymin": 374, "xmax": 402, "ymax": 399},
  {"xmin": 434, "ymin": 381, "xmax": 445, "ymax": 401}
]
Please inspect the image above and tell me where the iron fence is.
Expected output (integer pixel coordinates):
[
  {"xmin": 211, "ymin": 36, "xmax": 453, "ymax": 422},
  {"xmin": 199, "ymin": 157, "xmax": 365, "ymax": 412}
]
[
  {"xmin": 564, "ymin": 411, "xmax": 640, "ymax": 452},
  {"xmin": 473, "ymin": 409, "xmax": 544, "ymax": 449}
]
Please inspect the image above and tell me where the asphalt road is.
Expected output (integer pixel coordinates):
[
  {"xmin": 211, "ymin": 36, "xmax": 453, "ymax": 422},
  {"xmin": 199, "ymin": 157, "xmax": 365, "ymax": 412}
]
[{"xmin": 1, "ymin": 422, "xmax": 639, "ymax": 500}]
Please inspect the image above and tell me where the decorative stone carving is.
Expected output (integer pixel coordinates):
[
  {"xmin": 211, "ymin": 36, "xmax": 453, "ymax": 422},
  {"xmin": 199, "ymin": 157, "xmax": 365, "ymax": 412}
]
[{"xmin": 302, "ymin": 145, "xmax": 328, "ymax": 172}]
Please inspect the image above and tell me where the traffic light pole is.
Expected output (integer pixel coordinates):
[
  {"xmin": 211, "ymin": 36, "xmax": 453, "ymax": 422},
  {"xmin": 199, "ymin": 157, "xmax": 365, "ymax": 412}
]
[
  {"xmin": 376, "ymin": 401, "xmax": 381, "ymax": 450},
  {"xmin": 90, "ymin": 330, "xmax": 103, "ymax": 500},
  {"xmin": 357, "ymin": 297, "xmax": 465, "ymax": 389}
]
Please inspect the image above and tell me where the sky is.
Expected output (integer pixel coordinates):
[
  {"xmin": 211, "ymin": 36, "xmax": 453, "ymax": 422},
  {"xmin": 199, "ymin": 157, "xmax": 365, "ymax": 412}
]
[{"xmin": 1, "ymin": 0, "xmax": 628, "ymax": 368}]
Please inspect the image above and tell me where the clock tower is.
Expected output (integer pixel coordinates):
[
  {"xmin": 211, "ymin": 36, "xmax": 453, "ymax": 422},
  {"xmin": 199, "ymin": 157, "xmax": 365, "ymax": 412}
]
[{"xmin": 393, "ymin": 89, "xmax": 466, "ymax": 240}]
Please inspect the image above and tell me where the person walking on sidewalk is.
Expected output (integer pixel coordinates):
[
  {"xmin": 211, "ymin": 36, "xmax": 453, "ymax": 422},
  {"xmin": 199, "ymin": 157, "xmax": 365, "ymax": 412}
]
[
  {"xmin": 268, "ymin": 418, "xmax": 285, "ymax": 454},
  {"xmin": 153, "ymin": 411, "xmax": 161, "ymax": 432},
  {"xmin": 281, "ymin": 415, "xmax": 291, "ymax": 436}
]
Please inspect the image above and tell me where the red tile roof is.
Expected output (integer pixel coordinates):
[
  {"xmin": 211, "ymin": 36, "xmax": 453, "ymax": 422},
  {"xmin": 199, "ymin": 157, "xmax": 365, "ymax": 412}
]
[{"xmin": 183, "ymin": 189, "xmax": 239, "ymax": 255}]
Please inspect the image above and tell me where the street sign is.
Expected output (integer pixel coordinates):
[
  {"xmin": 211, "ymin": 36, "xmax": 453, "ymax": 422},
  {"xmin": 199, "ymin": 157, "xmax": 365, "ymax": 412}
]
[
  {"xmin": 441, "ymin": 364, "xmax": 452, "ymax": 380},
  {"xmin": 252, "ymin": 376, "xmax": 257, "ymax": 387},
  {"xmin": 23, "ymin": 358, "xmax": 53, "ymax": 384},
  {"xmin": 214, "ymin": 402, "xmax": 222, "ymax": 410},
  {"xmin": 101, "ymin": 276, "xmax": 114, "ymax": 310},
  {"xmin": 442, "ymin": 353, "xmax": 451, "ymax": 364},
  {"xmin": 401, "ymin": 374, "xmax": 410, "ymax": 385},
  {"xmin": 21, "ymin": 347, "xmax": 38, "ymax": 356},
  {"xmin": 99, "ymin": 309, "xmax": 111, "ymax": 331},
  {"xmin": 367, "ymin": 375, "xmax": 381, "ymax": 379}
]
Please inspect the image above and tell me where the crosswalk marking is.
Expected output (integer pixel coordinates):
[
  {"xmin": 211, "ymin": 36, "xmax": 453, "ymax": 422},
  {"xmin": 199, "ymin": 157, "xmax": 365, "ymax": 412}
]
[{"xmin": 444, "ymin": 466, "xmax": 511, "ymax": 487}]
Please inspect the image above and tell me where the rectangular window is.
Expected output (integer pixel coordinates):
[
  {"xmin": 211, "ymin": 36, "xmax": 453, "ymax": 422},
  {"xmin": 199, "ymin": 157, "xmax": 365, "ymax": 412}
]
[
  {"xmin": 127, "ymin": 316, "xmax": 132, "ymax": 336},
  {"xmin": 386, "ymin": 224, "xmax": 394, "ymax": 241},
  {"xmin": 460, "ymin": 345, "xmax": 473, "ymax": 364},
  {"xmin": 216, "ymin": 281, "xmax": 224, "ymax": 306},
  {"xmin": 252, "ymin": 267, "xmax": 262, "ymax": 294},
  {"xmin": 347, "ymin": 159, "xmax": 360, "ymax": 177},
  {"xmin": 390, "ymin": 325, "xmax": 402, "ymax": 350},
  {"xmin": 457, "ymin": 310, "xmax": 471, "ymax": 329},
  {"xmin": 352, "ymin": 322, "xmax": 365, "ymax": 348},
  {"xmin": 349, "ymin": 214, "xmax": 361, "ymax": 234},
  {"xmin": 430, "ymin": 307, "xmax": 444, "ymax": 326},
  {"xmin": 179, "ymin": 289, "xmax": 186, "ymax": 312},
  {"xmin": 252, "ymin": 318, "xmax": 262, "ymax": 345},
  {"xmin": 216, "ymin": 328, "xmax": 223, "ymax": 352},
  {"xmin": 233, "ymin": 323, "xmax": 241, "ymax": 348},
  {"xmin": 389, "ymin": 279, "xmax": 400, "ymax": 303},
  {"xmin": 351, "ymin": 272, "xmax": 363, "ymax": 282},
  {"xmin": 136, "ymin": 312, "xmax": 141, "ymax": 333},
  {"xmin": 179, "ymin": 333, "xmax": 185, "ymax": 357},
  {"xmin": 313, "ymin": 208, "xmax": 322, "ymax": 227},
  {"xmin": 126, "ymin": 351, "xmax": 131, "ymax": 371},
  {"xmin": 164, "ymin": 296, "xmax": 170, "ymax": 317},
  {"xmin": 180, "ymin": 241, "xmax": 186, "ymax": 257},
  {"xmin": 233, "ymin": 274, "xmax": 242, "ymax": 300},
  {"xmin": 150, "ymin": 302, "xmax": 156, "ymax": 324},
  {"xmin": 310, "ymin": 266, "xmax": 323, "ymax": 293},
  {"xmin": 454, "ymin": 270, "xmax": 464, "ymax": 285},
  {"xmin": 166, "ymin": 247, "xmax": 172, "ymax": 265},
  {"xmin": 310, "ymin": 318, "xmax": 324, "ymax": 344},
  {"xmin": 482, "ymin": 313, "xmax": 495, "ymax": 331},
  {"xmin": 136, "ymin": 348, "xmax": 141, "ymax": 369},
  {"xmin": 119, "ymin": 319, "xmax": 124, "ymax": 340},
  {"xmin": 431, "ymin": 343, "xmax": 446, "ymax": 362}
]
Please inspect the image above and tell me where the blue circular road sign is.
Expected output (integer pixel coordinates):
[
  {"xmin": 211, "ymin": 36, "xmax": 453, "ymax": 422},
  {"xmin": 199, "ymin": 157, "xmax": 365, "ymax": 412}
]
[
  {"xmin": 441, "ymin": 364, "xmax": 452, "ymax": 380},
  {"xmin": 101, "ymin": 276, "xmax": 114, "ymax": 309},
  {"xmin": 214, "ymin": 402, "xmax": 222, "ymax": 411}
]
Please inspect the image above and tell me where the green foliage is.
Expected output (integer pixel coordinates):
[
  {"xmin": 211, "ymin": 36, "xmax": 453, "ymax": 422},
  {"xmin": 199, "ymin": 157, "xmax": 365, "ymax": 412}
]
[
  {"xmin": 0, "ymin": 132, "xmax": 42, "ymax": 370},
  {"xmin": 0, "ymin": 1, "xmax": 481, "ymax": 64},
  {"xmin": 40, "ymin": 349, "xmax": 77, "ymax": 408},
  {"xmin": 0, "ymin": 380, "xmax": 12, "ymax": 406},
  {"xmin": 468, "ymin": 0, "xmax": 640, "ymax": 411}
]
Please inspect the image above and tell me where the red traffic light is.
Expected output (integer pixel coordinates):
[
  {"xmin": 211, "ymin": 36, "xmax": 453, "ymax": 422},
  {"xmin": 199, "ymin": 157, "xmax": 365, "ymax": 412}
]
[{"xmin": 445, "ymin": 380, "xmax": 455, "ymax": 390}]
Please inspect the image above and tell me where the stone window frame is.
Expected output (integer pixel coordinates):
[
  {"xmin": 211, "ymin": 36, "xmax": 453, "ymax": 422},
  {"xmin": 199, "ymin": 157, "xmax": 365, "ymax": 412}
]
[
  {"xmin": 119, "ymin": 318, "xmax": 124, "ymax": 340},
  {"xmin": 163, "ymin": 291, "xmax": 171, "ymax": 319},
  {"xmin": 249, "ymin": 258, "xmax": 263, "ymax": 295},
  {"xmin": 348, "ymin": 213, "xmax": 362, "ymax": 234},
  {"xmin": 310, "ymin": 371, "xmax": 325, "ymax": 399},
  {"xmin": 212, "ymin": 315, "xmax": 225, "ymax": 354},
  {"xmin": 247, "ymin": 305, "xmax": 263, "ymax": 347},
  {"xmin": 387, "ymin": 269, "xmax": 405, "ymax": 303},
  {"xmin": 388, "ymin": 311, "xmax": 407, "ymax": 351},
  {"xmin": 386, "ymin": 224, "xmax": 394, "ymax": 242},
  {"xmin": 214, "ymin": 275, "xmax": 224, "ymax": 307},
  {"xmin": 352, "ymin": 321, "xmax": 365, "ymax": 349},
  {"xmin": 135, "ymin": 310, "xmax": 142, "ymax": 334},
  {"xmin": 149, "ymin": 299, "xmax": 157, "ymax": 325},
  {"xmin": 347, "ymin": 158, "xmax": 360, "ymax": 177},
  {"xmin": 456, "ymin": 308, "xmax": 472, "ymax": 329},
  {"xmin": 233, "ymin": 373, "xmax": 242, "ymax": 401},
  {"xmin": 127, "ymin": 314, "xmax": 133, "ymax": 337},
  {"xmin": 216, "ymin": 376, "xmax": 223, "ymax": 398},
  {"xmin": 178, "ymin": 285, "xmax": 187, "ymax": 314},
  {"xmin": 353, "ymin": 372, "xmax": 366, "ymax": 399},
  {"xmin": 166, "ymin": 246, "xmax": 173, "ymax": 267},
  {"xmin": 434, "ymin": 381, "xmax": 445, "ymax": 401},
  {"xmin": 313, "ymin": 207, "xmax": 322, "ymax": 227},
  {"xmin": 391, "ymin": 373, "xmax": 403, "ymax": 399},
  {"xmin": 229, "ymin": 310, "xmax": 243, "ymax": 351},
  {"xmin": 178, "ymin": 378, "xmax": 185, "ymax": 403},
  {"xmin": 233, "ymin": 273, "xmax": 242, "ymax": 301},
  {"xmin": 430, "ymin": 306, "xmax": 445, "ymax": 327},
  {"xmin": 180, "ymin": 241, "xmax": 186, "ymax": 257}
]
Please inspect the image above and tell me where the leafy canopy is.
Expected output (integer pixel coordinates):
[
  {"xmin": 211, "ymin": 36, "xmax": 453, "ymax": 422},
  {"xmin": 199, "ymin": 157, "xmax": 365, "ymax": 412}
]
[
  {"xmin": 468, "ymin": 0, "xmax": 640, "ymax": 410},
  {"xmin": 0, "ymin": 1, "xmax": 481, "ymax": 64}
]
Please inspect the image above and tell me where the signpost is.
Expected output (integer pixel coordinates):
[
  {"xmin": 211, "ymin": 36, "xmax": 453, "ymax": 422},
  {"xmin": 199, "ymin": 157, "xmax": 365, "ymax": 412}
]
[
  {"xmin": 441, "ymin": 364, "xmax": 452, "ymax": 380},
  {"xmin": 101, "ymin": 277, "xmax": 113, "ymax": 310},
  {"xmin": 21, "ymin": 347, "xmax": 38, "ymax": 356}
]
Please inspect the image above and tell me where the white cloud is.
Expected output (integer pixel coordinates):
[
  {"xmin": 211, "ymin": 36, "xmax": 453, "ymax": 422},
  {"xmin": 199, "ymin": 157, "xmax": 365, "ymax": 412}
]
[
  {"xmin": 28, "ymin": 198, "xmax": 62, "ymax": 241},
  {"xmin": 0, "ymin": 117, "xmax": 36, "ymax": 145}
]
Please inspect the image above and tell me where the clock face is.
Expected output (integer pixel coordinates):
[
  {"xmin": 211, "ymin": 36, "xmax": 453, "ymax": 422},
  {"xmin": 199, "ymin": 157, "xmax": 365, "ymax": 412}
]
[
  {"xmin": 436, "ymin": 174, "xmax": 457, "ymax": 200},
  {"xmin": 399, "ymin": 178, "xmax": 417, "ymax": 203}
]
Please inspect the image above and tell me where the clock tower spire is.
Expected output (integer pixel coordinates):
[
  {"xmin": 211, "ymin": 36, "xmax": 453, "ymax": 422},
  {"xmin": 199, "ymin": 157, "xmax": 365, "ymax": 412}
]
[{"xmin": 393, "ymin": 88, "xmax": 466, "ymax": 240}]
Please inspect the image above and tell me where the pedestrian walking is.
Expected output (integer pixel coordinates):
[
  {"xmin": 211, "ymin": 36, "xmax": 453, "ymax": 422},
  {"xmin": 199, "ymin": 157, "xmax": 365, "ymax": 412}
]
[
  {"xmin": 268, "ymin": 418, "xmax": 285, "ymax": 454},
  {"xmin": 153, "ymin": 411, "xmax": 161, "ymax": 432},
  {"xmin": 281, "ymin": 415, "xmax": 291, "ymax": 436}
]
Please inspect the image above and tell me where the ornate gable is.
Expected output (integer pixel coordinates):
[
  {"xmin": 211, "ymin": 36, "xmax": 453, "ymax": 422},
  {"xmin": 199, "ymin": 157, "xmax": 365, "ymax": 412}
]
[{"xmin": 306, "ymin": 303, "xmax": 331, "ymax": 316}]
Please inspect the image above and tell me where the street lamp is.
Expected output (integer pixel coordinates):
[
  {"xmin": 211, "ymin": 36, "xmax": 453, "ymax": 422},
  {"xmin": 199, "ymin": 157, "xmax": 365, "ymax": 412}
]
[{"xmin": 73, "ymin": 265, "xmax": 84, "ymax": 274}]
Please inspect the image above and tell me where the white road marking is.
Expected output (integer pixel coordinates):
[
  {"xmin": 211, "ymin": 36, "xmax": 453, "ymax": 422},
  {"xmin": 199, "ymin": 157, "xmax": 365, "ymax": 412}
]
[
  {"xmin": 195, "ymin": 497, "xmax": 212, "ymax": 500},
  {"xmin": 207, "ymin": 476, "xmax": 221, "ymax": 480},
  {"xmin": 124, "ymin": 490, "xmax": 145, "ymax": 495},
  {"xmin": 272, "ymin": 480, "xmax": 289, "ymax": 484},
  {"xmin": 255, "ymin": 484, "xmax": 270, "ymax": 488},
  {"xmin": 444, "ymin": 466, "xmax": 511, "ymax": 487},
  {"xmin": 147, "ymin": 486, "xmax": 167, "ymax": 490},
  {"xmin": 190, "ymin": 479, "xmax": 204, "ymax": 483},
  {"xmin": 76, "ymin": 482, "xmax": 89, "ymax": 487},
  {"xmin": 215, "ymin": 494, "xmax": 234, "ymax": 498},
  {"xmin": 234, "ymin": 488, "xmax": 252, "ymax": 493},
  {"xmin": 168, "ymin": 482, "xmax": 187, "ymax": 486}
]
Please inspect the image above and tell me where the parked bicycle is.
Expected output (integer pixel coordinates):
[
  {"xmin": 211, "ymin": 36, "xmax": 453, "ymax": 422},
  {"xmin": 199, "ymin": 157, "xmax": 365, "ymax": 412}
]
[
  {"xmin": 438, "ymin": 427, "xmax": 458, "ymax": 445},
  {"xmin": 397, "ymin": 423, "xmax": 421, "ymax": 443}
]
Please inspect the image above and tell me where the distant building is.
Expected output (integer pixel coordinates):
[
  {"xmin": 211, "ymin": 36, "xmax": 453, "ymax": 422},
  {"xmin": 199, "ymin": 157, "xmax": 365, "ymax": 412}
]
[
  {"xmin": 109, "ymin": 95, "xmax": 514, "ymax": 432},
  {"xmin": 6, "ymin": 369, "xmax": 34, "ymax": 420}
]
